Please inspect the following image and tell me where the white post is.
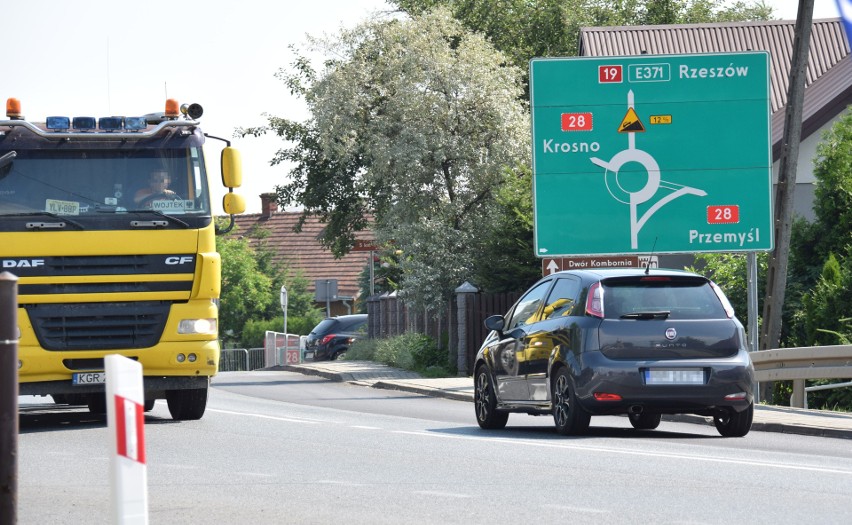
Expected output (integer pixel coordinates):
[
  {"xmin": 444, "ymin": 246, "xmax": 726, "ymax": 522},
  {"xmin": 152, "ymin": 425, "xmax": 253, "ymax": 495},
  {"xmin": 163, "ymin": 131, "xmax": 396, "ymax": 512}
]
[
  {"xmin": 105, "ymin": 354, "xmax": 148, "ymax": 525},
  {"xmin": 280, "ymin": 285, "xmax": 288, "ymax": 336}
]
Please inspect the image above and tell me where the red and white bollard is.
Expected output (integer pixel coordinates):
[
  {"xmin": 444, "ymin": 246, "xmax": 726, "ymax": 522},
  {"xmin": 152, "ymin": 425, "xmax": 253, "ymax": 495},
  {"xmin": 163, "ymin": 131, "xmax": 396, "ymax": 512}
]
[{"xmin": 105, "ymin": 354, "xmax": 148, "ymax": 524}]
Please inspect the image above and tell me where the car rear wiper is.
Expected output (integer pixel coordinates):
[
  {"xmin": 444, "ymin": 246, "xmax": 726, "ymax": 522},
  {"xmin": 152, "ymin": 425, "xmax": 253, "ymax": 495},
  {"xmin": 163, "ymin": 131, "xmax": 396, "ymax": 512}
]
[
  {"xmin": 620, "ymin": 311, "xmax": 671, "ymax": 320},
  {"xmin": 12, "ymin": 211, "xmax": 85, "ymax": 230}
]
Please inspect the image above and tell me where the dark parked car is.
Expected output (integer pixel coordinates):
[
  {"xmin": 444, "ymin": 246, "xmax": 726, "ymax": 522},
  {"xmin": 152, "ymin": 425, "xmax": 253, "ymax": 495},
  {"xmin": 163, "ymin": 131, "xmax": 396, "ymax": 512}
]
[
  {"xmin": 473, "ymin": 268, "xmax": 754, "ymax": 437},
  {"xmin": 304, "ymin": 314, "xmax": 368, "ymax": 361}
]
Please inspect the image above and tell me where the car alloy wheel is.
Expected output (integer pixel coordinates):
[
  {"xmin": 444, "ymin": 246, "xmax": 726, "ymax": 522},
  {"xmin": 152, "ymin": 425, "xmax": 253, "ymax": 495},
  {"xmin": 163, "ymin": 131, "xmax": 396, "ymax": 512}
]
[
  {"xmin": 552, "ymin": 367, "xmax": 590, "ymax": 435},
  {"xmin": 474, "ymin": 365, "xmax": 508, "ymax": 430}
]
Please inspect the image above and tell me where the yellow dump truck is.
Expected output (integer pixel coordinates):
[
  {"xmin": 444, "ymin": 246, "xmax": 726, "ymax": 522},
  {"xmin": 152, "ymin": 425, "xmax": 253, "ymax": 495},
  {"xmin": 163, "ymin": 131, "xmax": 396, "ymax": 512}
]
[{"xmin": 0, "ymin": 97, "xmax": 244, "ymax": 420}]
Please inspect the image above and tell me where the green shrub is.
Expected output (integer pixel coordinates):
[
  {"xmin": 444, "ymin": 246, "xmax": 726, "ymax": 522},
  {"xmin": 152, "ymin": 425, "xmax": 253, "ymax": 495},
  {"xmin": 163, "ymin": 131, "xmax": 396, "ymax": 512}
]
[
  {"xmin": 240, "ymin": 318, "xmax": 281, "ymax": 348},
  {"xmin": 238, "ymin": 311, "xmax": 325, "ymax": 349},
  {"xmin": 374, "ymin": 333, "xmax": 416, "ymax": 369},
  {"xmin": 346, "ymin": 338, "xmax": 378, "ymax": 361},
  {"xmin": 345, "ymin": 332, "xmax": 456, "ymax": 376}
]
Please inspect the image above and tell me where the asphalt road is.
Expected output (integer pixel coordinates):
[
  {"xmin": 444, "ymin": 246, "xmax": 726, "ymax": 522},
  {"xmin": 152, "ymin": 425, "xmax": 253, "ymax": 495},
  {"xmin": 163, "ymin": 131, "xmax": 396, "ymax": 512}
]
[{"xmin": 16, "ymin": 370, "xmax": 852, "ymax": 524}]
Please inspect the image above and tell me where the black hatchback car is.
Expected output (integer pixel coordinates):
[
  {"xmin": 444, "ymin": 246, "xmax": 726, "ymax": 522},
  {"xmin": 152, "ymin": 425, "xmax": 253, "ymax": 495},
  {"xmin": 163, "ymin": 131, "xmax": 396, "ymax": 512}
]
[
  {"xmin": 473, "ymin": 268, "xmax": 754, "ymax": 437},
  {"xmin": 304, "ymin": 314, "xmax": 368, "ymax": 361}
]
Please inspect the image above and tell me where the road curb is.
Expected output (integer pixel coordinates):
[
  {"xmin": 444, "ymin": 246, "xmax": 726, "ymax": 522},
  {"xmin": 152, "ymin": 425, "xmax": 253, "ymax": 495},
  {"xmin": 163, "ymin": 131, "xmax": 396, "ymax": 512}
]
[{"xmin": 371, "ymin": 381, "xmax": 474, "ymax": 402}]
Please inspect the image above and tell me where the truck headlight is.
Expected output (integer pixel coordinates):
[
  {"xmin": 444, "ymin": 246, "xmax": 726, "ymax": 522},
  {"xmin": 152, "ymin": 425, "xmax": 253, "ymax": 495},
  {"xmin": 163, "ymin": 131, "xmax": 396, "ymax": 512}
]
[{"xmin": 178, "ymin": 319, "xmax": 217, "ymax": 334}]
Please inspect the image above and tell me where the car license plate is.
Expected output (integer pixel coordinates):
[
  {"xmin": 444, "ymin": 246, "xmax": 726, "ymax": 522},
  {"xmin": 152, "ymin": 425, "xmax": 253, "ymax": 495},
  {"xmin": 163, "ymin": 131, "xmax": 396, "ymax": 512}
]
[
  {"xmin": 72, "ymin": 372, "xmax": 106, "ymax": 385},
  {"xmin": 644, "ymin": 369, "xmax": 705, "ymax": 385},
  {"xmin": 304, "ymin": 352, "xmax": 314, "ymax": 361}
]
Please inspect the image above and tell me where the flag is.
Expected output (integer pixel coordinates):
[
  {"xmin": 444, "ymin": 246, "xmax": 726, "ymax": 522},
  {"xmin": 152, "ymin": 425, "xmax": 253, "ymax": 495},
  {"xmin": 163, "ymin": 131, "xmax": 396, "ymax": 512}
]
[{"xmin": 838, "ymin": 0, "xmax": 852, "ymax": 47}]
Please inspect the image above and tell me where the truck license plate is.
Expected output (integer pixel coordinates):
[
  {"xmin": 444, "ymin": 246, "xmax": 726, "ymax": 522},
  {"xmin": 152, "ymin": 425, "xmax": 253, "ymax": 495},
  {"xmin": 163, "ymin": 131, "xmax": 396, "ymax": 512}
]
[{"xmin": 72, "ymin": 372, "xmax": 106, "ymax": 385}]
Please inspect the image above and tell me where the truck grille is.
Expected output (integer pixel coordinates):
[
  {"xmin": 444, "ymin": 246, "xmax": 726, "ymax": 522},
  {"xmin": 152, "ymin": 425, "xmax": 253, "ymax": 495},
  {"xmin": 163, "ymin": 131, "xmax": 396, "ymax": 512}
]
[{"xmin": 26, "ymin": 302, "xmax": 170, "ymax": 351}]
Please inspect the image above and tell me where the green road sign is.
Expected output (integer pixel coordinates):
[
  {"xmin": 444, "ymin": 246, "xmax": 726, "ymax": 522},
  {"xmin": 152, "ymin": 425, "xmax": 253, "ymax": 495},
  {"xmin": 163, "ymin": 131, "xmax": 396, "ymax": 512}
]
[{"xmin": 530, "ymin": 52, "xmax": 773, "ymax": 257}]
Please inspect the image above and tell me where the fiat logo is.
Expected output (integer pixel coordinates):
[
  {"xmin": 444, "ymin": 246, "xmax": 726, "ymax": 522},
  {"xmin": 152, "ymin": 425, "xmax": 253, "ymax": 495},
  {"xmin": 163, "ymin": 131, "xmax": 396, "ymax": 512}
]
[{"xmin": 665, "ymin": 328, "xmax": 677, "ymax": 340}]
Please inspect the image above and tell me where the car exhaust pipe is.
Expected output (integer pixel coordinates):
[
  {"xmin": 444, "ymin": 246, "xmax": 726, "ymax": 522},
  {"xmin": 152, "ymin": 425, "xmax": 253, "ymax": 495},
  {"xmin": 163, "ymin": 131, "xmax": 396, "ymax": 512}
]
[{"xmin": 629, "ymin": 405, "xmax": 643, "ymax": 414}]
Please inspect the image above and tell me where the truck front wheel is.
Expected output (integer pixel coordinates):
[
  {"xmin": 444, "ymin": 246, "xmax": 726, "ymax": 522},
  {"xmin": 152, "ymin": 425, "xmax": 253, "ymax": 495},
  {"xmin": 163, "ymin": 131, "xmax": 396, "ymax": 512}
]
[{"xmin": 166, "ymin": 385, "xmax": 208, "ymax": 421}]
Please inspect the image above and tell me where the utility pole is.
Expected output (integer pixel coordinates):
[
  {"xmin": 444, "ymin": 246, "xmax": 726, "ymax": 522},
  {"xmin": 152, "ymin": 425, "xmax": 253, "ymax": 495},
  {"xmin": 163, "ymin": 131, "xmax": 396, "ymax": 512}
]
[{"xmin": 760, "ymin": 0, "xmax": 814, "ymax": 401}]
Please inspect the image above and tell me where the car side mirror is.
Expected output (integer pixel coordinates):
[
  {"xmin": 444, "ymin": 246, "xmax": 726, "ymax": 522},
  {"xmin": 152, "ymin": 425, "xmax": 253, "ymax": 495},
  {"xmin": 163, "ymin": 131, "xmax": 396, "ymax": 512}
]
[{"xmin": 484, "ymin": 315, "xmax": 505, "ymax": 333}]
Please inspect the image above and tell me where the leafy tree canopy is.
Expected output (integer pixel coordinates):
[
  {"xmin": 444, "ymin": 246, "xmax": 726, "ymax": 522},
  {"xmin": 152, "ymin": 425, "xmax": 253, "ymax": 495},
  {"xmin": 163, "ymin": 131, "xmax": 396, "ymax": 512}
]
[
  {"xmin": 217, "ymin": 224, "xmax": 321, "ymax": 345},
  {"xmin": 240, "ymin": 8, "xmax": 530, "ymax": 310},
  {"xmin": 392, "ymin": 0, "xmax": 774, "ymax": 75},
  {"xmin": 786, "ymin": 111, "xmax": 852, "ymax": 346}
]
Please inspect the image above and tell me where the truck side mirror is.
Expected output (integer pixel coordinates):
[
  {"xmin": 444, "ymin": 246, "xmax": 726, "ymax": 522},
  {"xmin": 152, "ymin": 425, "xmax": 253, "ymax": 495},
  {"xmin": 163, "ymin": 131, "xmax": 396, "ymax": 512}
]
[
  {"xmin": 223, "ymin": 193, "xmax": 246, "ymax": 215},
  {"xmin": 221, "ymin": 147, "xmax": 242, "ymax": 188}
]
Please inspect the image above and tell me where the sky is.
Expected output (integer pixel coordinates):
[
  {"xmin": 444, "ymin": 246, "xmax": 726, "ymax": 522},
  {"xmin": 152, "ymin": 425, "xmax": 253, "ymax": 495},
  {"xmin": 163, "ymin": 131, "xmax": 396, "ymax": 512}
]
[{"xmin": 2, "ymin": 1, "xmax": 843, "ymax": 214}]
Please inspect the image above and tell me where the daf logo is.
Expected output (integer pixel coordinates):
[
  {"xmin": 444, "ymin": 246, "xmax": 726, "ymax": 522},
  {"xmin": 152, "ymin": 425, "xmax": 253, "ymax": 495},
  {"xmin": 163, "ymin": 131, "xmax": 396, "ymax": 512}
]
[
  {"xmin": 2, "ymin": 259, "xmax": 45, "ymax": 268},
  {"xmin": 665, "ymin": 327, "xmax": 678, "ymax": 340},
  {"xmin": 165, "ymin": 256, "xmax": 194, "ymax": 265}
]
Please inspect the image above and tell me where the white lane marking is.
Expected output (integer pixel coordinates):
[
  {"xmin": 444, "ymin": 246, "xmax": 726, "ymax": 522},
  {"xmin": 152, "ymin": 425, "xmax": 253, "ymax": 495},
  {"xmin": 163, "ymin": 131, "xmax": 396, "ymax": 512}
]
[
  {"xmin": 351, "ymin": 425, "xmax": 382, "ymax": 430},
  {"xmin": 207, "ymin": 407, "xmax": 323, "ymax": 424},
  {"xmin": 390, "ymin": 431, "xmax": 852, "ymax": 476},
  {"xmin": 544, "ymin": 504, "xmax": 609, "ymax": 515},
  {"xmin": 316, "ymin": 480, "xmax": 365, "ymax": 487},
  {"xmin": 206, "ymin": 407, "xmax": 852, "ymax": 476},
  {"xmin": 412, "ymin": 490, "xmax": 472, "ymax": 499},
  {"xmin": 236, "ymin": 472, "xmax": 276, "ymax": 478}
]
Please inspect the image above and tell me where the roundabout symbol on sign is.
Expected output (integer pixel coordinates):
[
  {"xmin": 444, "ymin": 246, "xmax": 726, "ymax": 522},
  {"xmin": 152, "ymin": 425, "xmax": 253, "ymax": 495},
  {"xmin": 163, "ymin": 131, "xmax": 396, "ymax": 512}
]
[{"xmin": 590, "ymin": 90, "xmax": 707, "ymax": 249}]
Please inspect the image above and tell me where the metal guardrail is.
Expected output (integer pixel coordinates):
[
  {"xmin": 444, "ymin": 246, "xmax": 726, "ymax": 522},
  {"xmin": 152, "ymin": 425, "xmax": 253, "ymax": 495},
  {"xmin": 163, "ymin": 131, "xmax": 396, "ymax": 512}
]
[
  {"xmin": 219, "ymin": 332, "xmax": 306, "ymax": 372},
  {"xmin": 751, "ymin": 345, "xmax": 852, "ymax": 408},
  {"xmin": 219, "ymin": 348, "xmax": 265, "ymax": 372}
]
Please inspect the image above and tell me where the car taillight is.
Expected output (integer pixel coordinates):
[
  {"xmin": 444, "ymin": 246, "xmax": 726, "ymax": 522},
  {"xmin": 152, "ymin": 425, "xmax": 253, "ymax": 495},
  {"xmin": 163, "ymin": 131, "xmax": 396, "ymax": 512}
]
[
  {"xmin": 321, "ymin": 334, "xmax": 336, "ymax": 344},
  {"xmin": 594, "ymin": 392, "xmax": 622, "ymax": 401},
  {"xmin": 585, "ymin": 281, "xmax": 604, "ymax": 318},
  {"xmin": 710, "ymin": 282, "xmax": 736, "ymax": 319}
]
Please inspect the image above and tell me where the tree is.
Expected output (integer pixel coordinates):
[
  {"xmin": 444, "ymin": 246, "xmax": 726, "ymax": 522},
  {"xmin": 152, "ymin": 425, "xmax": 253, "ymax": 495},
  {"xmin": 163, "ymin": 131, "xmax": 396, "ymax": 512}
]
[
  {"xmin": 241, "ymin": 8, "xmax": 530, "ymax": 311},
  {"xmin": 217, "ymin": 235, "xmax": 275, "ymax": 343},
  {"xmin": 786, "ymin": 112, "xmax": 852, "ymax": 347},
  {"xmin": 393, "ymin": 1, "xmax": 774, "ymax": 77},
  {"xmin": 474, "ymin": 166, "xmax": 541, "ymax": 293},
  {"xmin": 217, "ymin": 224, "xmax": 321, "ymax": 346},
  {"xmin": 688, "ymin": 251, "xmax": 767, "ymax": 325},
  {"xmin": 791, "ymin": 112, "xmax": 852, "ymax": 278}
]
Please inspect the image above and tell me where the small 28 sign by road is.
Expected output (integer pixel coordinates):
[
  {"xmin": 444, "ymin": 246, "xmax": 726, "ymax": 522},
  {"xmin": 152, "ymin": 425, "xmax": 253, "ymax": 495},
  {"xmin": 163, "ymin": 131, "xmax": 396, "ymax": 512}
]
[{"xmin": 530, "ymin": 52, "xmax": 773, "ymax": 257}]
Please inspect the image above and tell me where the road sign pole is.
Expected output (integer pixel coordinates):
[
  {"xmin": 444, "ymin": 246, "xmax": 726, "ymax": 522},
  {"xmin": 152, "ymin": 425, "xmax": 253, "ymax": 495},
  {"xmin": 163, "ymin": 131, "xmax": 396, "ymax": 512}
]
[
  {"xmin": 280, "ymin": 286, "xmax": 288, "ymax": 336},
  {"xmin": 106, "ymin": 354, "xmax": 148, "ymax": 525}
]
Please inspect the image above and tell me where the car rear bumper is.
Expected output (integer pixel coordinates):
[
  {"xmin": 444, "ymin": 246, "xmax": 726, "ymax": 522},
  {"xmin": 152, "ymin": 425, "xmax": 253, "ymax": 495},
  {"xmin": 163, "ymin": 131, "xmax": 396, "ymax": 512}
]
[
  {"xmin": 304, "ymin": 345, "xmax": 334, "ymax": 361},
  {"xmin": 572, "ymin": 349, "xmax": 755, "ymax": 416}
]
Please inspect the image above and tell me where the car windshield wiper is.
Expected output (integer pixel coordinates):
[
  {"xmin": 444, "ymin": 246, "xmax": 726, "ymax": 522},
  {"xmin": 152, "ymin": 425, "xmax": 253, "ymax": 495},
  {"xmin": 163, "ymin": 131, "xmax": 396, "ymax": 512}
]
[
  {"xmin": 11, "ymin": 211, "xmax": 85, "ymax": 230},
  {"xmin": 128, "ymin": 209, "xmax": 190, "ymax": 229},
  {"xmin": 620, "ymin": 311, "xmax": 671, "ymax": 320}
]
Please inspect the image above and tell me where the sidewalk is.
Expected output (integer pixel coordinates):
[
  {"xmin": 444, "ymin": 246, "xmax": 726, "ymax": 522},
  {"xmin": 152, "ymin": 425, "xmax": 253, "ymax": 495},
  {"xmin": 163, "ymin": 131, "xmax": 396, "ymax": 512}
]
[{"xmin": 274, "ymin": 360, "xmax": 852, "ymax": 440}]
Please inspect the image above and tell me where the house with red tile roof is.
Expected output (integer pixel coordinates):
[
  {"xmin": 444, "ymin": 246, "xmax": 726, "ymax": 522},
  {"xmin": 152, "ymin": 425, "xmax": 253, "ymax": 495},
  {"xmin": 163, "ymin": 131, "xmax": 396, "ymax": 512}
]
[{"xmin": 228, "ymin": 193, "xmax": 375, "ymax": 317}]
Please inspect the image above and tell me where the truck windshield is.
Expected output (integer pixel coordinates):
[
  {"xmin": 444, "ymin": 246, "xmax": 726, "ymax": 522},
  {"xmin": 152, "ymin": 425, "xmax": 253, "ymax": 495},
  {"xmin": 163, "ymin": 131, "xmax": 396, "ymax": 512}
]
[{"xmin": 0, "ymin": 147, "xmax": 211, "ymax": 219}]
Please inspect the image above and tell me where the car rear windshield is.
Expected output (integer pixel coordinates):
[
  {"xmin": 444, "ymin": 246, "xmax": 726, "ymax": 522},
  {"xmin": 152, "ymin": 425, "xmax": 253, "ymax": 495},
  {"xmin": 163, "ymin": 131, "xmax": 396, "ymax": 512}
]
[
  {"xmin": 311, "ymin": 319, "xmax": 338, "ymax": 334},
  {"xmin": 602, "ymin": 276, "xmax": 728, "ymax": 320}
]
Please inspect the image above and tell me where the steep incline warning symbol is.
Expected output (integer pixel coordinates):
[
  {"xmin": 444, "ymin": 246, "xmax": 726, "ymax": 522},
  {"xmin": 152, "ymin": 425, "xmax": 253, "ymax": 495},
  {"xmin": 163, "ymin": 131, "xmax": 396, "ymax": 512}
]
[{"xmin": 618, "ymin": 107, "xmax": 645, "ymax": 133}]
